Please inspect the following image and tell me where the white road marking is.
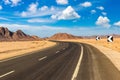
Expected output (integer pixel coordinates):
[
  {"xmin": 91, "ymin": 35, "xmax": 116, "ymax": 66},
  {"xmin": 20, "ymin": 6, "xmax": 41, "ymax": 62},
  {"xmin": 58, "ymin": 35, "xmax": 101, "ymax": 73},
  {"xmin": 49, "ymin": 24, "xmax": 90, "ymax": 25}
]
[
  {"xmin": 71, "ymin": 44, "xmax": 84, "ymax": 80},
  {"xmin": 38, "ymin": 56, "xmax": 47, "ymax": 61},
  {"xmin": 56, "ymin": 51, "xmax": 60, "ymax": 53},
  {"xmin": 0, "ymin": 70, "xmax": 15, "ymax": 78},
  {"xmin": 0, "ymin": 56, "xmax": 21, "ymax": 63}
]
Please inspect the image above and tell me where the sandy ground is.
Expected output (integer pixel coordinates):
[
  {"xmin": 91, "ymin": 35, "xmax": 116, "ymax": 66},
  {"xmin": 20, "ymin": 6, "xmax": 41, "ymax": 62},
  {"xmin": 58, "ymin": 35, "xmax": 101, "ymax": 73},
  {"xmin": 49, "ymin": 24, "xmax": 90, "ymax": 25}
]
[
  {"xmin": 63, "ymin": 38, "xmax": 120, "ymax": 71},
  {"xmin": 0, "ymin": 41, "xmax": 56, "ymax": 60}
]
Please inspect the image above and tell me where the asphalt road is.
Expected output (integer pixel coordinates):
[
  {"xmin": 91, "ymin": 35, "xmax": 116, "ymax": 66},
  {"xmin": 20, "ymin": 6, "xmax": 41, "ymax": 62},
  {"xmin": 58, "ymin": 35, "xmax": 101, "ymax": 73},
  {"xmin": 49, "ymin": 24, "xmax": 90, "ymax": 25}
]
[{"xmin": 0, "ymin": 41, "xmax": 120, "ymax": 80}]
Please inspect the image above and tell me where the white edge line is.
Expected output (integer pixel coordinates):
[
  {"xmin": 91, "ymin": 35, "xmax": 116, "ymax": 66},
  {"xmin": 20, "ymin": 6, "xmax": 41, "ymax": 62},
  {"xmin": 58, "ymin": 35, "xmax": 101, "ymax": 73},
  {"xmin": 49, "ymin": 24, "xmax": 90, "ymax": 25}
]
[
  {"xmin": 0, "ymin": 70, "xmax": 15, "ymax": 78},
  {"xmin": 0, "ymin": 45, "xmax": 55, "ymax": 62},
  {"xmin": 0, "ymin": 50, "xmax": 39, "ymax": 63},
  {"xmin": 0, "ymin": 56, "xmax": 21, "ymax": 63},
  {"xmin": 38, "ymin": 56, "xmax": 47, "ymax": 61},
  {"xmin": 71, "ymin": 44, "xmax": 84, "ymax": 80}
]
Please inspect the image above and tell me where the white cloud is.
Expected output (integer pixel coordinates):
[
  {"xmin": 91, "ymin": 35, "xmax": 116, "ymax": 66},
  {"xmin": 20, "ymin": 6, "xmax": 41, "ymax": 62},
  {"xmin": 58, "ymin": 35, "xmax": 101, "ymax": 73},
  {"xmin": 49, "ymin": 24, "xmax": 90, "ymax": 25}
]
[
  {"xmin": 40, "ymin": 6, "xmax": 48, "ymax": 11},
  {"xmin": 0, "ymin": 23, "xmax": 67, "ymax": 31},
  {"xmin": 51, "ymin": 6, "xmax": 80, "ymax": 20},
  {"xmin": 21, "ymin": 11, "xmax": 27, "ymax": 17},
  {"xmin": 80, "ymin": 2, "xmax": 92, "ymax": 7},
  {"xmin": 3, "ymin": 0, "xmax": 11, "ymax": 5},
  {"xmin": 27, "ymin": 18, "xmax": 55, "ymax": 23},
  {"xmin": 56, "ymin": 0, "xmax": 68, "ymax": 5},
  {"xmin": 96, "ymin": 16, "xmax": 111, "ymax": 28},
  {"xmin": 11, "ymin": 0, "xmax": 21, "ymax": 6},
  {"xmin": 50, "ymin": 6, "xmax": 55, "ymax": 11},
  {"xmin": 51, "ymin": 15, "xmax": 57, "ymax": 19},
  {"xmin": 102, "ymin": 12, "xmax": 107, "ymax": 16},
  {"xmin": 0, "ymin": 17, "xmax": 9, "ymax": 20},
  {"xmin": 3, "ymin": 0, "xmax": 21, "ymax": 6},
  {"xmin": 0, "ymin": 5, "xmax": 3, "ymax": 10},
  {"xmin": 28, "ymin": 2, "xmax": 38, "ymax": 13},
  {"xmin": 0, "ymin": 23, "xmax": 31, "ymax": 30},
  {"xmin": 91, "ymin": 10, "xmax": 96, "ymax": 14},
  {"xmin": 20, "ymin": 3, "xmax": 61, "ymax": 17},
  {"xmin": 97, "ymin": 6, "xmax": 104, "ymax": 10},
  {"xmin": 114, "ymin": 21, "xmax": 120, "ymax": 27},
  {"xmin": 20, "ymin": 3, "xmax": 40, "ymax": 17}
]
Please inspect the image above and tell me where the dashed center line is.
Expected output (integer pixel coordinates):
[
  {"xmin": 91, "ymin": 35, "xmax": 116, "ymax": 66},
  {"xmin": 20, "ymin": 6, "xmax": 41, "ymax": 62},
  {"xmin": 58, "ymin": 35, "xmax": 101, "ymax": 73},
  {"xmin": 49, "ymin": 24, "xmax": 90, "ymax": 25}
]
[
  {"xmin": 56, "ymin": 51, "xmax": 60, "ymax": 53},
  {"xmin": 38, "ymin": 56, "xmax": 47, "ymax": 61},
  {"xmin": 0, "ymin": 70, "xmax": 15, "ymax": 78},
  {"xmin": 63, "ymin": 48, "xmax": 66, "ymax": 50}
]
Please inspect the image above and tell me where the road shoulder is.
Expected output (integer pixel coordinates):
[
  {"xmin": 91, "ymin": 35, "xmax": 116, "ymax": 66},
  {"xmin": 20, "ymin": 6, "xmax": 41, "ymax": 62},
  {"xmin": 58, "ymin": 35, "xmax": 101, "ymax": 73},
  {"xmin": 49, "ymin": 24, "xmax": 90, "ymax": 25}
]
[{"xmin": 88, "ymin": 43, "xmax": 120, "ymax": 71}]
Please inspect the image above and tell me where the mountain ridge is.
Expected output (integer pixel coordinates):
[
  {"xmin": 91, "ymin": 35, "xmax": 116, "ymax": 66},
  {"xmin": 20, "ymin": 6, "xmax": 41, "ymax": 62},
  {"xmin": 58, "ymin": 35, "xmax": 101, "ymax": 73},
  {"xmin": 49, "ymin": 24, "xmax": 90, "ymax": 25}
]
[{"xmin": 0, "ymin": 27, "xmax": 40, "ymax": 41}]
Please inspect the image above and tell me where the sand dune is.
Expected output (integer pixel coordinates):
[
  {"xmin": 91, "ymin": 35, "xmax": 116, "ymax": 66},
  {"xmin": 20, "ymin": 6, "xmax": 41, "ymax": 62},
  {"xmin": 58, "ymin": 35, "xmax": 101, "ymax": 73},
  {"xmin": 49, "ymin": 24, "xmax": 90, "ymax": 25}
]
[{"xmin": 0, "ymin": 41, "xmax": 56, "ymax": 60}]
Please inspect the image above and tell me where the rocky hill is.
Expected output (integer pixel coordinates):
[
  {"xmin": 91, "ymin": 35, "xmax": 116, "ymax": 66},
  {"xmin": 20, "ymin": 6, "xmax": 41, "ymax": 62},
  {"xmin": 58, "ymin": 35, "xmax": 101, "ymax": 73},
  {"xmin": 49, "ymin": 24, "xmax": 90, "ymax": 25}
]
[
  {"xmin": 49, "ymin": 33, "xmax": 82, "ymax": 40},
  {"xmin": 0, "ymin": 27, "xmax": 40, "ymax": 41}
]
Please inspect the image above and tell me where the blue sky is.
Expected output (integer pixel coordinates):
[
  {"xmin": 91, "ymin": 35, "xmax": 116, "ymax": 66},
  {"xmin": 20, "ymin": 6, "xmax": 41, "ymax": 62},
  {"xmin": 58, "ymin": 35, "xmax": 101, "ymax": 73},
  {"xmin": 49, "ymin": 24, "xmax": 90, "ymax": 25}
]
[{"xmin": 0, "ymin": 0, "xmax": 120, "ymax": 37}]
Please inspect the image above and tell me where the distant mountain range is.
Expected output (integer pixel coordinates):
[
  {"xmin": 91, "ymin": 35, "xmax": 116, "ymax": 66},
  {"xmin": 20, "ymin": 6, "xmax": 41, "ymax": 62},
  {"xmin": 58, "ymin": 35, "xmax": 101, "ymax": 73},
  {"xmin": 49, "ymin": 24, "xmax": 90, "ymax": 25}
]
[
  {"xmin": 0, "ymin": 27, "xmax": 40, "ymax": 41},
  {"xmin": 0, "ymin": 27, "xmax": 120, "ymax": 41}
]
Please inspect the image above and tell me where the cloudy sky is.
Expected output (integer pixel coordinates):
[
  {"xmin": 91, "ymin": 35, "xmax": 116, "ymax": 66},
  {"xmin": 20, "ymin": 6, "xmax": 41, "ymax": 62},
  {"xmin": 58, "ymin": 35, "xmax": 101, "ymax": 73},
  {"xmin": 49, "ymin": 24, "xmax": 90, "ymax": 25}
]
[{"xmin": 0, "ymin": 0, "xmax": 120, "ymax": 37}]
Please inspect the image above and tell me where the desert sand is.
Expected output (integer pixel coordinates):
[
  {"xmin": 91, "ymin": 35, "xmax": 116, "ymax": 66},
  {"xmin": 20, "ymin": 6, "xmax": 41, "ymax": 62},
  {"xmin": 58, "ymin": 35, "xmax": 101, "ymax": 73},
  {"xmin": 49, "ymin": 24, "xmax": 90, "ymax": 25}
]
[{"xmin": 0, "ymin": 41, "xmax": 56, "ymax": 60}]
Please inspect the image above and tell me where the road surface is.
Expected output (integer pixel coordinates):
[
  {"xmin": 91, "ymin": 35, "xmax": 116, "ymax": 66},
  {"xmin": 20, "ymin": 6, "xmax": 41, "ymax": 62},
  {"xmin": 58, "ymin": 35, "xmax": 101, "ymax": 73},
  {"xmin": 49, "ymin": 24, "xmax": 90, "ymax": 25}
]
[{"xmin": 0, "ymin": 41, "xmax": 120, "ymax": 80}]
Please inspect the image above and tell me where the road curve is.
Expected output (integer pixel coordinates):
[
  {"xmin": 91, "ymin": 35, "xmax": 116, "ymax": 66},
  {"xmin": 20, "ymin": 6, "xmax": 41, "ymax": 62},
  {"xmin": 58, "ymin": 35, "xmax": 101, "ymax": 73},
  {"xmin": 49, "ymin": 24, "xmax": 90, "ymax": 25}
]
[{"xmin": 0, "ymin": 41, "xmax": 120, "ymax": 80}]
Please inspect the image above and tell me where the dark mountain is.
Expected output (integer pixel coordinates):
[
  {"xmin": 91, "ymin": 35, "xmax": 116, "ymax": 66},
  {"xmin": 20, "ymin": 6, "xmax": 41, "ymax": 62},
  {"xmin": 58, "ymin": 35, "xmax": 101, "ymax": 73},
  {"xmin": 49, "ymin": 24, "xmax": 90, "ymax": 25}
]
[
  {"xmin": 0, "ymin": 27, "xmax": 13, "ymax": 40},
  {"xmin": 0, "ymin": 27, "xmax": 40, "ymax": 41}
]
